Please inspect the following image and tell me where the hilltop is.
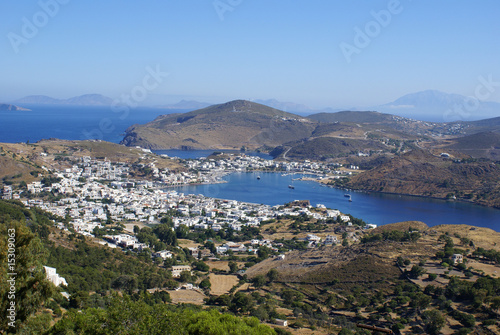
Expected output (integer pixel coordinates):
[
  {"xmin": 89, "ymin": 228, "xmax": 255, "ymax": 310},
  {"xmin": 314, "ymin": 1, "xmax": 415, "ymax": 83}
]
[{"xmin": 121, "ymin": 100, "xmax": 316, "ymax": 150}]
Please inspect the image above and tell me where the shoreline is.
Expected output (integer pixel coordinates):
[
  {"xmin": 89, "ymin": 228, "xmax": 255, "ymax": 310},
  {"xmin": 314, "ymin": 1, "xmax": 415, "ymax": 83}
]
[{"xmin": 300, "ymin": 177, "xmax": 500, "ymax": 211}]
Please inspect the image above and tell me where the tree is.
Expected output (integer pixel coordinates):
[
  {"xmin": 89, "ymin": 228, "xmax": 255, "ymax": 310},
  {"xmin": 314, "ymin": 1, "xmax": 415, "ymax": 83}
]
[
  {"xmin": 154, "ymin": 224, "xmax": 177, "ymax": 246},
  {"xmin": 407, "ymin": 265, "xmax": 426, "ymax": 279},
  {"xmin": 251, "ymin": 275, "xmax": 267, "ymax": 288},
  {"xmin": 199, "ymin": 278, "xmax": 211, "ymax": 290},
  {"xmin": 0, "ymin": 220, "xmax": 55, "ymax": 330},
  {"xmin": 193, "ymin": 261, "xmax": 209, "ymax": 272},
  {"xmin": 491, "ymin": 296, "xmax": 500, "ymax": 313},
  {"xmin": 204, "ymin": 241, "xmax": 216, "ymax": 254},
  {"xmin": 422, "ymin": 310, "xmax": 445, "ymax": 335},
  {"xmin": 257, "ymin": 246, "xmax": 271, "ymax": 260},
  {"xmin": 230, "ymin": 292, "xmax": 254, "ymax": 314},
  {"xmin": 228, "ymin": 261, "xmax": 238, "ymax": 273},
  {"xmin": 410, "ymin": 293, "xmax": 431, "ymax": 313},
  {"xmin": 179, "ymin": 270, "xmax": 193, "ymax": 283},
  {"xmin": 266, "ymin": 269, "xmax": 279, "ymax": 282},
  {"xmin": 281, "ymin": 289, "xmax": 304, "ymax": 305}
]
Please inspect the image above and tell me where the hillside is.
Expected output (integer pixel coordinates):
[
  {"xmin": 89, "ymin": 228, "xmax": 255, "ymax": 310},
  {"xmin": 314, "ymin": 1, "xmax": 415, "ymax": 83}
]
[
  {"xmin": 345, "ymin": 149, "xmax": 500, "ymax": 208},
  {"xmin": 271, "ymin": 137, "xmax": 388, "ymax": 160},
  {"xmin": 121, "ymin": 100, "xmax": 317, "ymax": 150},
  {"xmin": 434, "ymin": 131, "xmax": 500, "ymax": 159},
  {"xmin": 0, "ymin": 140, "xmax": 183, "ymax": 187}
]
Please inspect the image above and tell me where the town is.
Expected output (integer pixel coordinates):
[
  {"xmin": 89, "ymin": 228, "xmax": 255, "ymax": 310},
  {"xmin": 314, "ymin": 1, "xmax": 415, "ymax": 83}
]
[{"xmin": 1, "ymin": 151, "xmax": 370, "ymax": 264}]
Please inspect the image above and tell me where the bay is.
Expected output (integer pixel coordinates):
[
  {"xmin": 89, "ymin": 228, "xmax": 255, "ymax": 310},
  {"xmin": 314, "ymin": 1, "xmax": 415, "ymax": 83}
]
[
  {"xmin": 173, "ymin": 172, "xmax": 500, "ymax": 231},
  {"xmin": 2, "ymin": 106, "xmax": 499, "ymax": 231}
]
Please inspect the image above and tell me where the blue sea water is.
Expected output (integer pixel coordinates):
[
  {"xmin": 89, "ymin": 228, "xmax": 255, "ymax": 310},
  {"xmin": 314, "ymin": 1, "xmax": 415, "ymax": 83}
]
[
  {"xmin": 173, "ymin": 172, "xmax": 500, "ymax": 231},
  {"xmin": 1, "ymin": 105, "xmax": 499, "ymax": 231},
  {"xmin": 0, "ymin": 104, "xmax": 180, "ymax": 143}
]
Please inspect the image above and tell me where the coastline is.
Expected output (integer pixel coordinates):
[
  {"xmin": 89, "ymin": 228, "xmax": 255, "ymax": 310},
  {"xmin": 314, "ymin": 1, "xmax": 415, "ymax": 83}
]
[{"xmin": 299, "ymin": 176, "xmax": 500, "ymax": 211}]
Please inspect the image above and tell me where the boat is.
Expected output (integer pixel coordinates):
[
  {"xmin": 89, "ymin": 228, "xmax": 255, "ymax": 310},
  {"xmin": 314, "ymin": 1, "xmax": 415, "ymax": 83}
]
[
  {"xmin": 256, "ymin": 176, "xmax": 261, "ymax": 180},
  {"xmin": 288, "ymin": 185, "xmax": 295, "ymax": 189}
]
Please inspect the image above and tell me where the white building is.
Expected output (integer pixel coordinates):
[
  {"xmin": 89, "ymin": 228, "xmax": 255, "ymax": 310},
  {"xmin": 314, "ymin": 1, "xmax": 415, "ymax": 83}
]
[{"xmin": 44, "ymin": 266, "xmax": 68, "ymax": 287}]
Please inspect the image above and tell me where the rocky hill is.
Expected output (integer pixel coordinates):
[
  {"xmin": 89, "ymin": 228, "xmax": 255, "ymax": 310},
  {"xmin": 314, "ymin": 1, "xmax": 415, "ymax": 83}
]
[
  {"xmin": 345, "ymin": 149, "xmax": 500, "ymax": 208},
  {"xmin": 121, "ymin": 100, "xmax": 317, "ymax": 150},
  {"xmin": 435, "ymin": 131, "xmax": 500, "ymax": 160}
]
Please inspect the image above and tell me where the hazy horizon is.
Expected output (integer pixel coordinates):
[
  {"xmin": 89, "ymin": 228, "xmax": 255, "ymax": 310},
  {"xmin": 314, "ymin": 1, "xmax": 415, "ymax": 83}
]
[{"xmin": 1, "ymin": 1, "xmax": 500, "ymax": 113}]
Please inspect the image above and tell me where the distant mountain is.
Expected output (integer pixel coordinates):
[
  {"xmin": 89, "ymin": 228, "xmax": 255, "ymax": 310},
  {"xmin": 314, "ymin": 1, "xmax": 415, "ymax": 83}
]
[
  {"xmin": 15, "ymin": 94, "xmax": 113, "ymax": 106},
  {"xmin": 121, "ymin": 100, "xmax": 316, "ymax": 150},
  {"xmin": 0, "ymin": 103, "xmax": 31, "ymax": 111},
  {"xmin": 376, "ymin": 90, "xmax": 500, "ymax": 121},
  {"xmin": 157, "ymin": 100, "xmax": 211, "ymax": 110},
  {"xmin": 308, "ymin": 110, "xmax": 393, "ymax": 123},
  {"xmin": 253, "ymin": 99, "xmax": 312, "ymax": 114},
  {"xmin": 64, "ymin": 94, "xmax": 113, "ymax": 106},
  {"xmin": 14, "ymin": 95, "xmax": 61, "ymax": 105}
]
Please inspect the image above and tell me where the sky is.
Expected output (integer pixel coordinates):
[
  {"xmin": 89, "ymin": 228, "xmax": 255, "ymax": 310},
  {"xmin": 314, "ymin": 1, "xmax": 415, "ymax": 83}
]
[{"xmin": 1, "ymin": 0, "xmax": 499, "ymax": 110}]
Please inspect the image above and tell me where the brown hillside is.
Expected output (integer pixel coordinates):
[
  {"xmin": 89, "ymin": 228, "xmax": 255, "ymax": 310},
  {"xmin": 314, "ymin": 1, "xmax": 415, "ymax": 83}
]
[
  {"xmin": 347, "ymin": 149, "xmax": 500, "ymax": 208},
  {"xmin": 120, "ymin": 100, "xmax": 317, "ymax": 150}
]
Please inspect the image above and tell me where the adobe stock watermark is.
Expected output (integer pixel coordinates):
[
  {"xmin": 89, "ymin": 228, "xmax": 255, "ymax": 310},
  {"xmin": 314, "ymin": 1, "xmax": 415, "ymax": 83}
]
[
  {"xmin": 7, "ymin": 0, "xmax": 70, "ymax": 54},
  {"xmin": 81, "ymin": 65, "xmax": 169, "ymax": 141},
  {"xmin": 443, "ymin": 74, "xmax": 499, "ymax": 122},
  {"xmin": 339, "ymin": 0, "xmax": 407, "ymax": 64},
  {"xmin": 6, "ymin": 228, "xmax": 17, "ymax": 328},
  {"xmin": 213, "ymin": 0, "xmax": 243, "ymax": 21}
]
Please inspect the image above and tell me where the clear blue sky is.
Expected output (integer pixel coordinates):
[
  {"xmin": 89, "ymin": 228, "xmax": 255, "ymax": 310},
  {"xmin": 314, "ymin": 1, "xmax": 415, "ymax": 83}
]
[{"xmin": 1, "ymin": 0, "xmax": 499, "ymax": 108}]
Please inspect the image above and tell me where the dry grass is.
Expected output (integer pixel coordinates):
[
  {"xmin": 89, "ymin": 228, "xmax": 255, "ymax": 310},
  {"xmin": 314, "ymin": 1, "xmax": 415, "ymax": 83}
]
[
  {"xmin": 208, "ymin": 274, "xmax": 239, "ymax": 295},
  {"xmin": 167, "ymin": 289, "xmax": 206, "ymax": 305},
  {"xmin": 433, "ymin": 224, "xmax": 500, "ymax": 251},
  {"xmin": 177, "ymin": 239, "xmax": 201, "ymax": 249},
  {"xmin": 204, "ymin": 260, "xmax": 229, "ymax": 271}
]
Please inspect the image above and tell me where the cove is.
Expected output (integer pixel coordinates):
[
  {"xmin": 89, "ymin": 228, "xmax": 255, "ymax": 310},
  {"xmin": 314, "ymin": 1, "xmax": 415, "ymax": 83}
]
[{"xmin": 172, "ymin": 172, "xmax": 500, "ymax": 231}]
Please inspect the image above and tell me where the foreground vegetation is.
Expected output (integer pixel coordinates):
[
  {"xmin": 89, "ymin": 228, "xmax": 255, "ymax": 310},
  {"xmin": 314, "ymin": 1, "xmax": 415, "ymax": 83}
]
[{"xmin": 1, "ymin": 199, "xmax": 499, "ymax": 334}]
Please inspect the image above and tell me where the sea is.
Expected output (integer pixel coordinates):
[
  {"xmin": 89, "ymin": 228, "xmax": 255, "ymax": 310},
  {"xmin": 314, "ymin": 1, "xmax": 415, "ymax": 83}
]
[
  {"xmin": 172, "ymin": 172, "xmax": 500, "ymax": 231},
  {"xmin": 0, "ymin": 104, "xmax": 179, "ymax": 143},
  {"xmin": 1, "ymin": 104, "xmax": 499, "ymax": 231}
]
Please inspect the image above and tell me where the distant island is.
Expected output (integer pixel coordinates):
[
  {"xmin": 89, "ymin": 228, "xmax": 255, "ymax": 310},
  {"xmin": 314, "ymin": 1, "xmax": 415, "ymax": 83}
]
[
  {"xmin": 14, "ymin": 94, "xmax": 113, "ymax": 106},
  {"xmin": 0, "ymin": 103, "xmax": 31, "ymax": 111}
]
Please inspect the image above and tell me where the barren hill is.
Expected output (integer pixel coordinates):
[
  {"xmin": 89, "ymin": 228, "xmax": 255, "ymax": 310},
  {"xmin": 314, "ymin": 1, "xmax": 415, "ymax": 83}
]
[
  {"xmin": 346, "ymin": 149, "xmax": 500, "ymax": 208},
  {"xmin": 438, "ymin": 131, "xmax": 500, "ymax": 159},
  {"xmin": 121, "ymin": 100, "xmax": 316, "ymax": 150}
]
